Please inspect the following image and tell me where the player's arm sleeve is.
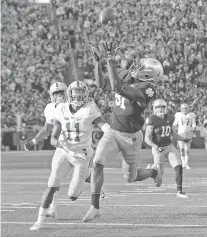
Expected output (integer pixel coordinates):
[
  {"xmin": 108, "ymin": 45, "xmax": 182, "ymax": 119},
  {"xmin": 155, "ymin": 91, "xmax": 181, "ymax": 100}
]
[
  {"xmin": 107, "ymin": 59, "xmax": 147, "ymax": 107},
  {"xmin": 53, "ymin": 105, "xmax": 62, "ymax": 123},
  {"xmin": 144, "ymin": 117, "xmax": 157, "ymax": 148},
  {"xmin": 44, "ymin": 105, "xmax": 53, "ymax": 124},
  {"xmin": 95, "ymin": 61, "xmax": 112, "ymax": 91},
  {"xmin": 50, "ymin": 118, "xmax": 62, "ymax": 148}
]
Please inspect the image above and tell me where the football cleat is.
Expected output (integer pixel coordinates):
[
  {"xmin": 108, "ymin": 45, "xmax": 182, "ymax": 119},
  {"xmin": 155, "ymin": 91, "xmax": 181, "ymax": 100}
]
[
  {"xmin": 30, "ymin": 222, "xmax": 44, "ymax": 231},
  {"xmin": 83, "ymin": 205, "xmax": 101, "ymax": 223},
  {"xmin": 150, "ymin": 164, "xmax": 162, "ymax": 187},
  {"xmin": 176, "ymin": 192, "xmax": 188, "ymax": 198},
  {"xmin": 185, "ymin": 165, "xmax": 191, "ymax": 170}
]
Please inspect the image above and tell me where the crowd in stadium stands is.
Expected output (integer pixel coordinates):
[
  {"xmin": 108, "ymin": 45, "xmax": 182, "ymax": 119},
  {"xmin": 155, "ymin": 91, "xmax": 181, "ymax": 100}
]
[{"xmin": 1, "ymin": 0, "xmax": 207, "ymax": 135}]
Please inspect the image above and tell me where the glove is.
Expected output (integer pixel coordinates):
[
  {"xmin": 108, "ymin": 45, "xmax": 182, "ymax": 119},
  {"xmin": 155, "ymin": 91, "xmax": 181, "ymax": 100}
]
[
  {"xmin": 24, "ymin": 140, "xmax": 35, "ymax": 151},
  {"xmin": 86, "ymin": 44, "xmax": 102, "ymax": 62},
  {"xmin": 98, "ymin": 41, "xmax": 120, "ymax": 61},
  {"xmin": 183, "ymin": 137, "xmax": 192, "ymax": 143}
]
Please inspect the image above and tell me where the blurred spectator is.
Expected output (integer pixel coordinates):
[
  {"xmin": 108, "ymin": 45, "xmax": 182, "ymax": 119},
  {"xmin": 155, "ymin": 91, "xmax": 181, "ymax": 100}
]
[{"xmin": 1, "ymin": 0, "xmax": 207, "ymax": 151}]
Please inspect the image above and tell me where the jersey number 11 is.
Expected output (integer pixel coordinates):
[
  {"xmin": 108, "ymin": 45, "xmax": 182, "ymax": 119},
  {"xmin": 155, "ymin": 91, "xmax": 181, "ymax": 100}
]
[{"xmin": 66, "ymin": 122, "xmax": 80, "ymax": 142}]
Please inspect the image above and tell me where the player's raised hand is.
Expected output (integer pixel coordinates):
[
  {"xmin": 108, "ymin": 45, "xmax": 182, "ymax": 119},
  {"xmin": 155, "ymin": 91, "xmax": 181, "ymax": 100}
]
[
  {"xmin": 24, "ymin": 140, "xmax": 35, "ymax": 151},
  {"xmin": 86, "ymin": 44, "xmax": 102, "ymax": 62},
  {"xmin": 98, "ymin": 41, "xmax": 120, "ymax": 61}
]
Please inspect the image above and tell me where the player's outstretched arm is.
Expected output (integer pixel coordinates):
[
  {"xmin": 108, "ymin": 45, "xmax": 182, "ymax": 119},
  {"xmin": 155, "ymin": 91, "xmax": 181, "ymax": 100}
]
[
  {"xmin": 95, "ymin": 61, "xmax": 112, "ymax": 91},
  {"xmin": 24, "ymin": 122, "xmax": 53, "ymax": 151},
  {"xmin": 50, "ymin": 118, "xmax": 71, "ymax": 153},
  {"xmin": 99, "ymin": 41, "xmax": 147, "ymax": 107},
  {"xmin": 92, "ymin": 116, "xmax": 110, "ymax": 133},
  {"xmin": 50, "ymin": 118, "xmax": 62, "ymax": 148},
  {"xmin": 88, "ymin": 45, "xmax": 112, "ymax": 91},
  {"xmin": 171, "ymin": 125, "xmax": 191, "ymax": 142},
  {"xmin": 107, "ymin": 59, "xmax": 146, "ymax": 107}
]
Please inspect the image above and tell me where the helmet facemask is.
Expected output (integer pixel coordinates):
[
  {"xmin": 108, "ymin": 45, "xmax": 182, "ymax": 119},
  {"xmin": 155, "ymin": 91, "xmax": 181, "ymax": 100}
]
[
  {"xmin": 67, "ymin": 81, "xmax": 89, "ymax": 107},
  {"xmin": 129, "ymin": 59, "xmax": 145, "ymax": 80},
  {"xmin": 129, "ymin": 58, "xmax": 163, "ymax": 83},
  {"xmin": 49, "ymin": 82, "xmax": 67, "ymax": 104},
  {"xmin": 51, "ymin": 90, "xmax": 67, "ymax": 104}
]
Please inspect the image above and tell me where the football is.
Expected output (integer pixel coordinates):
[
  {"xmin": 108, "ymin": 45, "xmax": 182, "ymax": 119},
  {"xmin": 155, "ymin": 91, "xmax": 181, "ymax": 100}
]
[{"xmin": 99, "ymin": 7, "xmax": 115, "ymax": 26}]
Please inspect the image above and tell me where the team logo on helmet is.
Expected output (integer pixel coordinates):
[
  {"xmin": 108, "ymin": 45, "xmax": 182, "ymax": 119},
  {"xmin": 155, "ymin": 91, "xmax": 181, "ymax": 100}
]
[{"xmin": 67, "ymin": 81, "xmax": 89, "ymax": 107}]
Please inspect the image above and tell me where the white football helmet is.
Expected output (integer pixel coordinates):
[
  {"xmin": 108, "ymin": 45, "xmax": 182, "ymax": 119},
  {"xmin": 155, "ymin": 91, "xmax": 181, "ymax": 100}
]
[
  {"xmin": 67, "ymin": 81, "xmax": 89, "ymax": 106},
  {"xmin": 129, "ymin": 58, "xmax": 163, "ymax": 82},
  {"xmin": 180, "ymin": 103, "xmax": 189, "ymax": 115},
  {"xmin": 49, "ymin": 82, "xmax": 67, "ymax": 104},
  {"xmin": 153, "ymin": 99, "xmax": 167, "ymax": 117}
]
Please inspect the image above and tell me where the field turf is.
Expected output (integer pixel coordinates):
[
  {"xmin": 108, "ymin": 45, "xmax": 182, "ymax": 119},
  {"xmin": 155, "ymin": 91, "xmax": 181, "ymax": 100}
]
[{"xmin": 1, "ymin": 149, "xmax": 207, "ymax": 237}]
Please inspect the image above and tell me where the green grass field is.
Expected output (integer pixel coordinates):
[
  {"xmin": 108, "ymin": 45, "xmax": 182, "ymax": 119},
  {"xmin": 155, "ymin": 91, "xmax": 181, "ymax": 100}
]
[{"xmin": 1, "ymin": 149, "xmax": 207, "ymax": 237}]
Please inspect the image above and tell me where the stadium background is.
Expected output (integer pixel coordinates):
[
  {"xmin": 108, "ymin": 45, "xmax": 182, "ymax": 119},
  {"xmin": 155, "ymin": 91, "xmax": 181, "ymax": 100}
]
[{"xmin": 1, "ymin": 0, "xmax": 207, "ymax": 151}]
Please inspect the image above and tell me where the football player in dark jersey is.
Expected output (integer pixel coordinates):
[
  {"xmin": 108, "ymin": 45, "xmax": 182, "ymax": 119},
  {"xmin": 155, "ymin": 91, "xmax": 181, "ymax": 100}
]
[
  {"xmin": 145, "ymin": 99, "xmax": 191, "ymax": 199},
  {"xmin": 83, "ymin": 42, "xmax": 164, "ymax": 222}
]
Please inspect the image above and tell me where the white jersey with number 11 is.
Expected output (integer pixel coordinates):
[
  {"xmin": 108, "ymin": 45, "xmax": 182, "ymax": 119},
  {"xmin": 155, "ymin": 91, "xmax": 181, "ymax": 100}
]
[{"xmin": 54, "ymin": 101, "xmax": 101, "ymax": 149}]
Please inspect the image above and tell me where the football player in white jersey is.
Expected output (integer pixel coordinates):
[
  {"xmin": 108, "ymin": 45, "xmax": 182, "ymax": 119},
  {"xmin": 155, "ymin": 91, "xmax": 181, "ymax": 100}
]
[
  {"xmin": 24, "ymin": 82, "xmax": 67, "ymax": 219},
  {"xmin": 24, "ymin": 82, "xmax": 67, "ymax": 150},
  {"xmin": 30, "ymin": 81, "xmax": 110, "ymax": 231},
  {"xmin": 173, "ymin": 104, "xmax": 196, "ymax": 169}
]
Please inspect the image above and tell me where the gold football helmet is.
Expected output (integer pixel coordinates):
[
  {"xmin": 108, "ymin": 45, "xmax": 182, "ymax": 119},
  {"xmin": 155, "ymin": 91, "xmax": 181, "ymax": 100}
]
[
  {"xmin": 129, "ymin": 58, "xmax": 163, "ymax": 82},
  {"xmin": 153, "ymin": 99, "xmax": 167, "ymax": 117}
]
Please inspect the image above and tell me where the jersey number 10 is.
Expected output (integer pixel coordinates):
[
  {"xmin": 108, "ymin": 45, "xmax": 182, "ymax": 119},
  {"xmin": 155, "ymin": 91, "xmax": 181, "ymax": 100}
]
[
  {"xmin": 161, "ymin": 125, "xmax": 171, "ymax": 137},
  {"xmin": 66, "ymin": 122, "xmax": 80, "ymax": 142}
]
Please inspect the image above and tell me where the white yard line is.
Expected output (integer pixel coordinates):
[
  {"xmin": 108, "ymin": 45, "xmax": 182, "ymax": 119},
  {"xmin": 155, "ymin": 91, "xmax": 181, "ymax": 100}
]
[
  {"xmin": 1, "ymin": 210, "xmax": 15, "ymax": 212},
  {"xmin": 1, "ymin": 221, "xmax": 207, "ymax": 228},
  {"xmin": 1, "ymin": 207, "xmax": 36, "ymax": 209}
]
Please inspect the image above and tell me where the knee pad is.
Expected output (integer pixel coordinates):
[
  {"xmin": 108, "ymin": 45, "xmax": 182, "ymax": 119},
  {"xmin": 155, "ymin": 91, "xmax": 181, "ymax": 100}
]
[
  {"xmin": 180, "ymin": 148, "xmax": 185, "ymax": 157},
  {"xmin": 68, "ymin": 196, "xmax": 78, "ymax": 201}
]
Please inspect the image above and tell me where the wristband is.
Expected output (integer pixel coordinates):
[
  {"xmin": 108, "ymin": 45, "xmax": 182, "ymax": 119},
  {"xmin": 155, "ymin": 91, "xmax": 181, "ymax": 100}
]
[
  {"xmin": 101, "ymin": 123, "xmax": 110, "ymax": 133},
  {"xmin": 32, "ymin": 139, "xmax": 37, "ymax": 144}
]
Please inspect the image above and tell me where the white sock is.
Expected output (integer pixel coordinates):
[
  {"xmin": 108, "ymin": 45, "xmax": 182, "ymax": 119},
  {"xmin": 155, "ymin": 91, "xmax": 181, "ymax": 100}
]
[
  {"xmin": 185, "ymin": 155, "xmax": 190, "ymax": 166},
  {"xmin": 181, "ymin": 156, "xmax": 185, "ymax": 166},
  {"xmin": 49, "ymin": 192, "xmax": 58, "ymax": 212},
  {"xmin": 37, "ymin": 207, "xmax": 48, "ymax": 224}
]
